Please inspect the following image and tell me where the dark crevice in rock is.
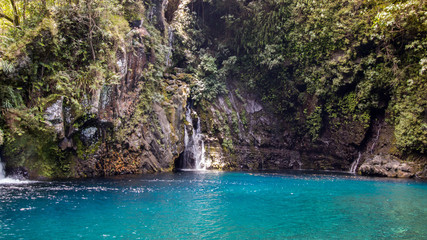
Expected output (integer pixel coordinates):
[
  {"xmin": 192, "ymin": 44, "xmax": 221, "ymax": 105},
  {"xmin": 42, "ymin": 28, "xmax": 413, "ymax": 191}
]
[
  {"xmin": 353, "ymin": 105, "xmax": 387, "ymax": 154},
  {"xmin": 173, "ymin": 151, "xmax": 185, "ymax": 170},
  {"xmin": 165, "ymin": 0, "xmax": 180, "ymax": 23},
  {"xmin": 357, "ymin": 120, "xmax": 376, "ymax": 152}
]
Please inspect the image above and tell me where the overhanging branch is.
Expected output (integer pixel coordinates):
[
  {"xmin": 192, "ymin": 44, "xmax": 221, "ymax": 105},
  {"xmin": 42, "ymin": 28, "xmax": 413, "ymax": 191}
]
[{"xmin": 0, "ymin": 12, "xmax": 14, "ymax": 24}]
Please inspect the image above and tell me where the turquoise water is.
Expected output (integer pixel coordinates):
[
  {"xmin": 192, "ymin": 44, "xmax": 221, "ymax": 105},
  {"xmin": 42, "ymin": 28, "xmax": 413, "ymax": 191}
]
[{"xmin": 0, "ymin": 171, "xmax": 426, "ymax": 239}]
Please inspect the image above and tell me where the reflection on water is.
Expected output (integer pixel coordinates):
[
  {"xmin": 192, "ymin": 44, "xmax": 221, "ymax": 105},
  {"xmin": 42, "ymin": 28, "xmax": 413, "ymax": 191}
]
[{"xmin": 0, "ymin": 171, "xmax": 426, "ymax": 239}]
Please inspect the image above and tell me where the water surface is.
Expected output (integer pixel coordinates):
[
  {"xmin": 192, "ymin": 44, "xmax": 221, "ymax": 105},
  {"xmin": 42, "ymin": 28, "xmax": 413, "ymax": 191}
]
[{"xmin": 1, "ymin": 171, "xmax": 426, "ymax": 239}]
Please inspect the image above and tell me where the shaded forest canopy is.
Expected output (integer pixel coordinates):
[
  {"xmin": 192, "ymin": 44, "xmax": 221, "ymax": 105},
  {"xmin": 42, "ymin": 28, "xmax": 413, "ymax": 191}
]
[{"xmin": 0, "ymin": 0, "xmax": 425, "ymax": 177}]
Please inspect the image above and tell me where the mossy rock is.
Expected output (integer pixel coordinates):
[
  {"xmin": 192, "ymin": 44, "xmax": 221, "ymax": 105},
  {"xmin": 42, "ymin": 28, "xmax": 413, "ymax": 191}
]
[{"xmin": 3, "ymin": 130, "xmax": 71, "ymax": 179}]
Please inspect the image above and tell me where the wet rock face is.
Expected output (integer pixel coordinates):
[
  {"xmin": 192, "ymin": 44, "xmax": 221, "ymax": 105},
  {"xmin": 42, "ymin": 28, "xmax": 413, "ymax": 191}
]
[
  {"xmin": 360, "ymin": 155, "xmax": 416, "ymax": 178},
  {"xmin": 201, "ymin": 92, "xmax": 292, "ymax": 170},
  {"xmin": 199, "ymin": 88, "xmax": 424, "ymax": 176},
  {"xmin": 199, "ymin": 88, "xmax": 363, "ymax": 172}
]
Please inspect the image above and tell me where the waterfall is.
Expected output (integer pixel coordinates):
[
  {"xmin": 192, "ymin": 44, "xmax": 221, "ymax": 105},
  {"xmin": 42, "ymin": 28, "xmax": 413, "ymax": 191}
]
[
  {"xmin": 180, "ymin": 105, "xmax": 206, "ymax": 170},
  {"xmin": 0, "ymin": 161, "xmax": 5, "ymax": 179},
  {"xmin": 165, "ymin": 26, "xmax": 174, "ymax": 67},
  {"xmin": 370, "ymin": 124, "xmax": 382, "ymax": 154},
  {"xmin": 0, "ymin": 158, "xmax": 33, "ymax": 184},
  {"xmin": 349, "ymin": 152, "xmax": 361, "ymax": 174}
]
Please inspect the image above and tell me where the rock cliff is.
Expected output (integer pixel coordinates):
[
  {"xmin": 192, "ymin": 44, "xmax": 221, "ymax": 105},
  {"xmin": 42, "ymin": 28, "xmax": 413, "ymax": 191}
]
[{"xmin": 0, "ymin": 0, "xmax": 425, "ymax": 179}]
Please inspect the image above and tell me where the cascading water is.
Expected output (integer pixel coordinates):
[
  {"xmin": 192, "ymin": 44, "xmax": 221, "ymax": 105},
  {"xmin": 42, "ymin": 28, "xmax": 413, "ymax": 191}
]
[
  {"xmin": 0, "ymin": 160, "xmax": 5, "ymax": 179},
  {"xmin": 0, "ymin": 158, "xmax": 32, "ymax": 184},
  {"xmin": 349, "ymin": 152, "xmax": 361, "ymax": 174},
  {"xmin": 165, "ymin": 26, "xmax": 174, "ymax": 67},
  {"xmin": 179, "ymin": 105, "xmax": 206, "ymax": 170},
  {"xmin": 0, "ymin": 159, "xmax": 15, "ymax": 183},
  {"xmin": 370, "ymin": 124, "xmax": 382, "ymax": 154}
]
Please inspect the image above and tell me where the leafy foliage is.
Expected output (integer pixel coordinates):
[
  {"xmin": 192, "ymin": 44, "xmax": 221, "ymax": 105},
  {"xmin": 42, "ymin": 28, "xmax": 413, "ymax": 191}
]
[
  {"xmin": 0, "ymin": 0, "xmax": 131, "ymax": 176},
  {"xmin": 204, "ymin": 0, "xmax": 426, "ymax": 153},
  {"xmin": 190, "ymin": 52, "xmax": 235, "ymax": 102}
]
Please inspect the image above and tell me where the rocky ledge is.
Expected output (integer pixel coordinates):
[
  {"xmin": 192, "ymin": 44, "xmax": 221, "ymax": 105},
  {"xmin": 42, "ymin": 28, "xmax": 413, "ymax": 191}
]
[{"xmin": 359, "ymin": 155, "xmax": 425, "ymax": 178}]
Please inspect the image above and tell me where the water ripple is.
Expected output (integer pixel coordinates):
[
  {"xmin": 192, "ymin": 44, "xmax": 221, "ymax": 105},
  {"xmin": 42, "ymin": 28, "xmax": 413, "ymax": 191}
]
[{"xmin": 0, "ymin": 171, "xmax": 426, "ymax": 239}]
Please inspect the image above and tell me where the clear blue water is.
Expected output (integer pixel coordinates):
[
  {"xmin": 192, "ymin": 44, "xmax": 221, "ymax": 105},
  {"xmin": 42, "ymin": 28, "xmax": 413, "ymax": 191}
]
[{"xmin": 1, "ymin": 171, "xmax": 426, "ymax": 239}]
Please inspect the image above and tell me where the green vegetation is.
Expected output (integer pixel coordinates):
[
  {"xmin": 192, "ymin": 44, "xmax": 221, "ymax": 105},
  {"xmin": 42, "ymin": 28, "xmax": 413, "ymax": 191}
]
[
  {"xmin": 0, "ymin": 0, "xmax": 136, "ymax": 177},
  {"xmin": 2, "ymin": 124, "xmax": 70, "ymax": 177},
  {"xmin": 305, "ymin": 106, "xmax": 323, "ymax": 141},
  {"xmin": 200, "ymin": 0, "xmax": 426, "ymax": 153},
  {"xmin": 0, "ymin": 0, "xmax": 425, "ymax": 177},
  {"xmin": 0, "ymin": 0, "xmax": 129, "ymax": 120}
]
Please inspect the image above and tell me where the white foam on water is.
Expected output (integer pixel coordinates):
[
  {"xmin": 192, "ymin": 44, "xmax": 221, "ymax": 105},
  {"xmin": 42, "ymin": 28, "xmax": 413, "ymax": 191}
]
[
  {"xmin": 178, "ymin": 168, "xmax": 207, "ymax": 172},
  {"xmin": 0, "ymin": 161, "xmax": 36, "ymax": 184},
  {"xmin": 0, "ymin": 178, "xmax": 35, "ymax": 184}
]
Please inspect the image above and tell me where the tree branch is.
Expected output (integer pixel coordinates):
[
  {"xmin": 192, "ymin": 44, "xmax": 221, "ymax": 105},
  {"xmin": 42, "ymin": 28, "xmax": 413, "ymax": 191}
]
[{"xmin": 0, "ymin": 12, "xmax": 14, "ymax": 24}]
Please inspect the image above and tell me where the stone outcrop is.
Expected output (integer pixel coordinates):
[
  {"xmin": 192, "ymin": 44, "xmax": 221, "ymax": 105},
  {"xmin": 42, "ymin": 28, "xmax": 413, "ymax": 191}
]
[
  {"xmin": 44, "ymin": 97, "xmax": 65, "ymax": 138},
  {"xmin": 201, "ymin": 92, "xmax": 305, "ymax": 170},
  {"xmin": 198, "ymin": 87, "xmax": 365, "ymax": 172},
  {"xmin": 69, "ymin": 50, "xmax": 190, "ymax": 177},
  {"xmin": 195, "ymin": 85, "xmax": 426, "ymax": 177},
  {"xmin": 360, "ymin": 155, "xmax": 416, "ymax": 178}
]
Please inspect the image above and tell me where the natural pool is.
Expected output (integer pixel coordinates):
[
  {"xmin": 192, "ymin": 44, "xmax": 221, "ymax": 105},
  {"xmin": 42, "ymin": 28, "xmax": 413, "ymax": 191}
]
[{"xmin": 0, "ymin": 171, "xmax": 426, "ymax": 239}]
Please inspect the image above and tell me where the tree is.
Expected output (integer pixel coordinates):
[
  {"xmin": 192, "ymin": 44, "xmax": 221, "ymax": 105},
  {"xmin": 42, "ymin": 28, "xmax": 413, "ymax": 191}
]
[{"xmin": 0, "ymin": 0, "xmax": 21, "ymax": 27}]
